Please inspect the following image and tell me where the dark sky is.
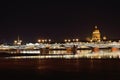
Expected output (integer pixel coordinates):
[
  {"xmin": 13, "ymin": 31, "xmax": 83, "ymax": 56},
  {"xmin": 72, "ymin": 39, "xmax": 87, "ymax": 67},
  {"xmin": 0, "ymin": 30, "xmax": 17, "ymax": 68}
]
[{"xmin": 0, "ymin": 1, "xmax": 120, "ymax": 43}]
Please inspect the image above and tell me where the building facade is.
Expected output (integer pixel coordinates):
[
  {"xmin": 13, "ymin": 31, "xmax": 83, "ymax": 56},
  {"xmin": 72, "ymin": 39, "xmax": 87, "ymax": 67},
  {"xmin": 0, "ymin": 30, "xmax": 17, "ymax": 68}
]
[{"xmin": 92, "ymin": 26, "xmax": 101, "ymax": 42}]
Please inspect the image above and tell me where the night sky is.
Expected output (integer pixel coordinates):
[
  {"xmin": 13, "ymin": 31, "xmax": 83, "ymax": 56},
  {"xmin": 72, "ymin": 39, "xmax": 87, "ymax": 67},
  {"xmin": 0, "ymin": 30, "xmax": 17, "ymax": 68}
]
[{"xmin": 0, "ymin": 1, "xmax": 120, "ymax": 43}]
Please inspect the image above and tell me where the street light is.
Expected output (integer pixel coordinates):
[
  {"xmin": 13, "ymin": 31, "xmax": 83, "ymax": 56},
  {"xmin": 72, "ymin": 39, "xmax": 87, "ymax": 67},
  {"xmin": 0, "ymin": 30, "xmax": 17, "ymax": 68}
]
[
  {"xmin": 42, "ymin": 40, "xmax": 45, "ymax": 43},
  {"xmin": 38, "ymin": 39, "xmax": 51, "ymax": 43},
  {"xmin": 48, "ymin": 39, "xmax": 51, "ymax": 43},
  {"xmin": 64, "ymin": 39, "xmax": 67, "ymax": 43},
  {"xmin": 103, "ymin": 36, "xmax": 107, "ymax": 41},
  {"xmin": 68, "ymin": 39, "xmax": 71, "ymax": 42},
  {"xmin": 45, "ymin": 39, "xmax": 47, "ymax": 42},
  {"xmin": 64, "ymin": 39, "xmax": 71, "ymax": 43},
  {"xmin": 73, "ymin": 39, "xmax": 75, "ymax": 42},
  {"xmin": 14, "ymin": 40, "xmax": 17, "ymax": 45},
  {"xmin": 76, "ymin": 39, "xmax": 79, "ymax": 42},
  {"xmin": 38, "ymin": 39, "xmax": 41, "ymax": 43}
]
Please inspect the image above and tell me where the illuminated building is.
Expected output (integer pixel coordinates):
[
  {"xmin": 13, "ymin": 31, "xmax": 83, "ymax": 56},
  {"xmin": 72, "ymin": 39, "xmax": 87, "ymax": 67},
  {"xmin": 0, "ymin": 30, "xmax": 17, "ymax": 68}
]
[
  {"xmin": 92, "ymin": 26, "xmax": 101, "ymax": 42},
  {"xmin": 14, "ymin": 36, "xmax": 22, "ymax": 45}
]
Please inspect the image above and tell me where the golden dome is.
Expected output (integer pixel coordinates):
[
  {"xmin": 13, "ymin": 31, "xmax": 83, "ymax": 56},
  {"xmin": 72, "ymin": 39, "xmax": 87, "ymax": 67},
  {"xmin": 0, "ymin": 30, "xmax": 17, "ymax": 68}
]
[
  {"xmin": 93, "ymin": 26, "xmax": 100, "ymax": 34},
  {"xmin": 92, "ymin": 26, "xmax": 101, "ymax": 41}
]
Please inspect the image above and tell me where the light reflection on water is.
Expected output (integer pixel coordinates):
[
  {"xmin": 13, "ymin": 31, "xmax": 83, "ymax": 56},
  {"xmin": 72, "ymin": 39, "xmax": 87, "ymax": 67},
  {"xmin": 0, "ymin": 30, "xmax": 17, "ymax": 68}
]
[
  {"xmin": 1, "ymin": 57, "xmax": 120, "ymax": 73},
  {"xmin": 5, "ymin": 50, "xmax": 120, "ymax": 59},
  {"xmin": 49, "ymin": 50, "xmax": 67, "ymax": 54},
  {"xmin": 49, "ymin": 49, "xmax": 111, "ymax": 54},
  {"xmin": 1, "ymin": 51, "xmax": 120, "ymax": 80},
  {"xmin": 49, "ymin": 50, "xmax": 92, "ymax": 54}
]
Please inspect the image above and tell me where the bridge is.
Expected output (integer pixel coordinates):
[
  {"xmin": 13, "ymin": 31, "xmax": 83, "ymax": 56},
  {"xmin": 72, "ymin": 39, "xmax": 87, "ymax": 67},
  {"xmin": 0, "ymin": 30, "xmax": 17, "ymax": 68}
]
[{"xmin": 0, "ymin": 41, "xmax": 120, "ymax": 54}]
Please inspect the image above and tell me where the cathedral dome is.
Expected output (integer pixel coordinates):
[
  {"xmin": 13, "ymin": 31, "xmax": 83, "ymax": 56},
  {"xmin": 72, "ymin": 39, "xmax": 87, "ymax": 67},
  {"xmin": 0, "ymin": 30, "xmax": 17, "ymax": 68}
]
[{"xmin": 92, "ymin": 26, "xmax": 101, "ymax": 42}]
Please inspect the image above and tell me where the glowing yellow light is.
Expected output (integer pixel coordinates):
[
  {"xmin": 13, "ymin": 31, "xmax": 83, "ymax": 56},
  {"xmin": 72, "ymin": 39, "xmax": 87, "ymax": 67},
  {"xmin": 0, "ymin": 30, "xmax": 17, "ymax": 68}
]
[
  {"xmin": 103, "ymin": 36, "xmax": 107, "ymax": 40},
  {"xmin": 42, "ymin": 40, "xmax": 45, "ymax": 43},
  {"xmin": 48, "ymin": 39, "xmax": 51, "ymax": 42},
  {"xmin": 45, "ymin": 39, "xmax": 47, "ymax": 42},
  {"xmin": 73, "ymin": 39, "xmax": 75, "ymax": 42},
  {"xmin": 64, "ymin": 39, "xmax": 67, "ymax": 42},
  {"xmin": 76, "ymin": 39, "xmax": 79, "ymax": 42},
  {"xmin": 19, "ymin": 40, "xmax": 22, "ymax": 43},
  {"xmin": 14, "ymin": 40, "xmax": 17, "ymax": 43},
  {"xmin": 68, "ymin": 39, "xmax": 71, "ymax": 42},
  {"xmin": 38, "ymin": 39, "xmax": 41, "ymax": 43}
]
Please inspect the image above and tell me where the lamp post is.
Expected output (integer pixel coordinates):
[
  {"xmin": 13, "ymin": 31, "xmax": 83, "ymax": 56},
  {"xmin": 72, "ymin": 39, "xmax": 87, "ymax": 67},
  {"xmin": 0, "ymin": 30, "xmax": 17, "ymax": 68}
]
[
  {"xmin": 38, "ymin": 39, "xmax": 51, "ymax": 44},
  {"xmin": 68, "ymin": 39, "xmax": 71, "ymax": 43},
  {"xmin": 14, "ymin": 40, "xmax": 17, "ymax": 45},
  {"xmin": 38, "ymin": 39, "xmax": 41, "ymax": 43},
  {"xmin": 48, "ymin": 39, "xmax": 51, "ymax": 43},
  {"xmin": 64, "ymin": 39, "xmax": 67, "ymax": 43},
  {"xmin": 75, "ymin": 39, "xmax": 79, "ymax": 42},
  {"xmin": 103, "ymin": 36, "xmax": 107, "ymax": 41},
  {"xmin": 64, "ymin": 39, "xmax": 71, "ymax": 43}
]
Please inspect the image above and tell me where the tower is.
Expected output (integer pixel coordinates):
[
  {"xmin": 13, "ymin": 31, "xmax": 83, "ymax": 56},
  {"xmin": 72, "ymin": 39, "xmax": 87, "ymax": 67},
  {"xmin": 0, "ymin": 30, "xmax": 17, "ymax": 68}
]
[
  {"xmin": 92, "ymin": 26, "xmax": 101, "ymax": 42},
  {"xmin": 14, "ymin": 36, "xmax": 22, "ymax": 45}
]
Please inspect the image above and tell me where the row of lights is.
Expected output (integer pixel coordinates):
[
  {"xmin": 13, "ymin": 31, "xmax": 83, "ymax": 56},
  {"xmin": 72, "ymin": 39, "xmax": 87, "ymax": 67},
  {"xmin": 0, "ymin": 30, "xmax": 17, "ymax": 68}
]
[
  {"xmin": 14, "ymin": 38, "xmax": 80, "ymax": 45},
  {"xmin": 38, "ymin": 39, "xmax": 51, "ymax": 43},
  {"xmin": 64, "ymin": 39, "xmax": 79, "ymax": 42}
]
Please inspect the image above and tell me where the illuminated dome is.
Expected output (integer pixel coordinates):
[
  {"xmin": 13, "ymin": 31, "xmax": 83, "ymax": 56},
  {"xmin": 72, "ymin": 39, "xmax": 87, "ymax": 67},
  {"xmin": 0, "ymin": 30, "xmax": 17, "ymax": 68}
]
[
  {"xmin": 93, "ymin": 26, "xmax": 100, "ymax": 33},
  {"xmin": 92, "ymin": 26, "xmax": 101, "ymax": 42}
]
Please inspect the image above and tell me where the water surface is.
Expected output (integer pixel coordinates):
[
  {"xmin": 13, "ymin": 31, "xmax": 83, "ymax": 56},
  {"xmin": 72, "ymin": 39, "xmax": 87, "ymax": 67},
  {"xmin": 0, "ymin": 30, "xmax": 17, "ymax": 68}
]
[{"xmin": 0, "ymin": 57, "xmax": 120, "ymax": 80}]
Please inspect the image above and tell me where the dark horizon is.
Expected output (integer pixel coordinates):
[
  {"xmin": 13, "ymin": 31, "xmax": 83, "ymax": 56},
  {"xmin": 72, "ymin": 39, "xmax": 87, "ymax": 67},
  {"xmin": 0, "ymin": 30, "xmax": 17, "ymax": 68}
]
[{"xmin": 0, "ymin": 1, "xmax": 120, "ymax": 43}]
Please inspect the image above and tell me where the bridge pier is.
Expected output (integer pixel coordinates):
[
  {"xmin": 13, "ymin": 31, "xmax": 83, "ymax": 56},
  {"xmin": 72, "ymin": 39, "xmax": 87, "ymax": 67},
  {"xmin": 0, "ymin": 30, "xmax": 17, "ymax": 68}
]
[
  {"xmin": 72, "ymin": 45, "xmax": 77, "ymax": 54},
  {"xmin": 16, "ymin": 49, "xmax": 20, "ymax": 53},
  {"xmin": 66, "ymin": 45, "xmax": 77, "ymax": 54},
  {"xmin": 66, "ymin": 47, "xmax": 72, "ymax": 54},
  {"xmin": 40, "ymin": 47, "xmax": 49, "ymax": 54},
  {"xmin": 111, "ymin": 47, "xmax": 119, "ymax": 52},
  {"xmin": 92, "ymin": 47, "xmax": 99, "ymax": 53}
]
